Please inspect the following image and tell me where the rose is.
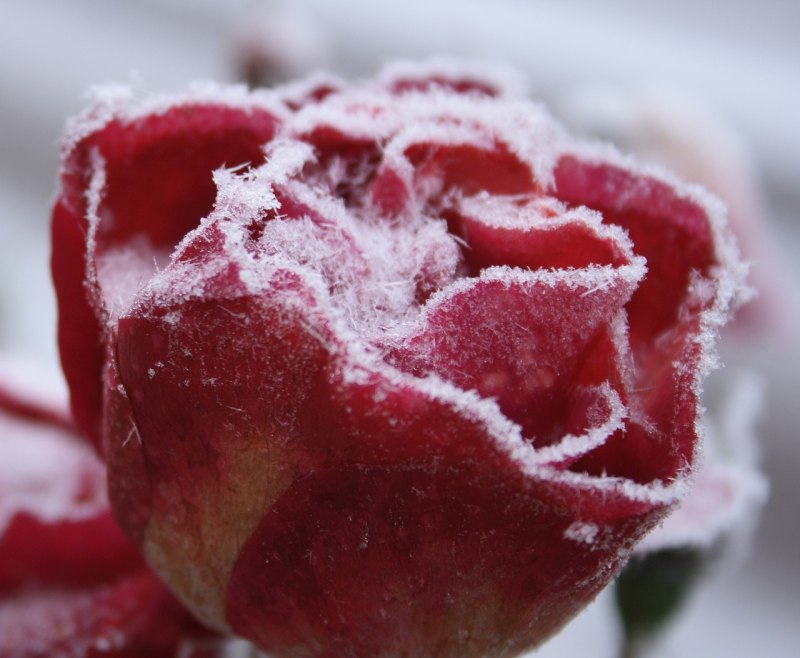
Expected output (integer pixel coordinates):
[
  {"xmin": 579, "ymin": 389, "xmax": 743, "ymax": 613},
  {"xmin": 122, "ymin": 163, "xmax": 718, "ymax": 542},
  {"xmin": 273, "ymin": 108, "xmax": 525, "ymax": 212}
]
[
  {"xmin": 0, "ymin": 357, "xmax": 215, "ymax": 657},
  {"xmin": 51, "ymin": 63, "xmax": 744, "ymax": 657}
]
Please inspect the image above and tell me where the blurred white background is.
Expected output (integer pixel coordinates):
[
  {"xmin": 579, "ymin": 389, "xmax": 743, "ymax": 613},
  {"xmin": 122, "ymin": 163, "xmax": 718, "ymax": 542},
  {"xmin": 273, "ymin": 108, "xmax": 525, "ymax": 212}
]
[{"xmin": 1, "ymin": 1, "xmax": 798, "ymax": 656}]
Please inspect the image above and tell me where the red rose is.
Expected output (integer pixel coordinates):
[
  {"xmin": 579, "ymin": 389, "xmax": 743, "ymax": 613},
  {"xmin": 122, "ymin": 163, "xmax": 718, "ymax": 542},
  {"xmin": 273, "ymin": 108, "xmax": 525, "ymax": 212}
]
[
  {"xmin": 0, "ymin": 358, "xmax": 215, "ymax": 657},
  {"xmin": 51, "ymin": 64, "xmax": 744, "ymax": 657}
]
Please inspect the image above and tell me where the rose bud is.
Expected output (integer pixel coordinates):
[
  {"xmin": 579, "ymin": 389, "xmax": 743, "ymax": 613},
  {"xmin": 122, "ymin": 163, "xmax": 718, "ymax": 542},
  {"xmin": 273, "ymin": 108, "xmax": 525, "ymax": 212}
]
[
  {"xmin": 0, "ymin": 357, "xmax": 217, "ymax": 657},
  {"xmin": 51, "ymin": 65, "xmax": 745, "ymax": 657}
]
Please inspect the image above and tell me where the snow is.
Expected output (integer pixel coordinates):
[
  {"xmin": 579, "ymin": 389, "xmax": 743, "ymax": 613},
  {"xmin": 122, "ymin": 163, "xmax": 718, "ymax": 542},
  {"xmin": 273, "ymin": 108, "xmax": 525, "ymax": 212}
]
[{"xmin": 564, "ymin": 521, "xmax": 600, "ymax": 545}]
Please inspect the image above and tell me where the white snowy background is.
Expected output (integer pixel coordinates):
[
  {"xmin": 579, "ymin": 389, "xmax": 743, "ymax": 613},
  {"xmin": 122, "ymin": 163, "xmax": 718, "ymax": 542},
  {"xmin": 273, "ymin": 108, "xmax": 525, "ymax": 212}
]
[{"xmin": 1, "ymin": 1, "xmax": 798, "ymax": 656}]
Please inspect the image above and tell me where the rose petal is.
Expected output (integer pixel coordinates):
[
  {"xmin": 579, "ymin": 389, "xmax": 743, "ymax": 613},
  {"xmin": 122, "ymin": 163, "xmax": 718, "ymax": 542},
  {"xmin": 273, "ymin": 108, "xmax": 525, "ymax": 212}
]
[
  {"xmin": 113, "ymin": 251, "xmax": 334, "ymax": 629},
  {"xmin": 447, "ymin": 193, "xmax": 634, "ymax": 272},
  {"xmin": 384, "ymin": 266, "xmax": 640, "ymax": 446},
  {"xmin": 227, "ymin": 459, "xmax": 662, "ymax": 657},
  {"xmin": 553, "ymin": 153, "xmax": 716, "ymax": 347},
  {"xmin": 406, "ymin": 140, "xmax": 537, "ymax": 199},
  {"xmin": 53, "ymin": 94, "xmax": 282, "ymax": 449}
]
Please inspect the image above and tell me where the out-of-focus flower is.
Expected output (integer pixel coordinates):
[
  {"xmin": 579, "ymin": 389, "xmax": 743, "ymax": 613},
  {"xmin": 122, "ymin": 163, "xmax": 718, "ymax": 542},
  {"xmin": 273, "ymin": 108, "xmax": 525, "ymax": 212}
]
[
  {"xmin": 51, "ymin": 64, "xmax": 744, "ymax": 657},
  {"xmin": 234, "ymin": 0, "xmax": 332, "ymax": 88},
  {"xmin": 0, "ymin": 356, "xmax": 218, "ymax": 657}
]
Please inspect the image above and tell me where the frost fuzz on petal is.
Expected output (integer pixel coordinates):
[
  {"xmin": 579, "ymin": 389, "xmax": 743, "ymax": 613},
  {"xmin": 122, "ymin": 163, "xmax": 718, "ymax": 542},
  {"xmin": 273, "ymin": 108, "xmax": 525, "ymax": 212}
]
[{"xmin": 52, "ymin": 63, "xmax": 747, "ymax": 658}]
